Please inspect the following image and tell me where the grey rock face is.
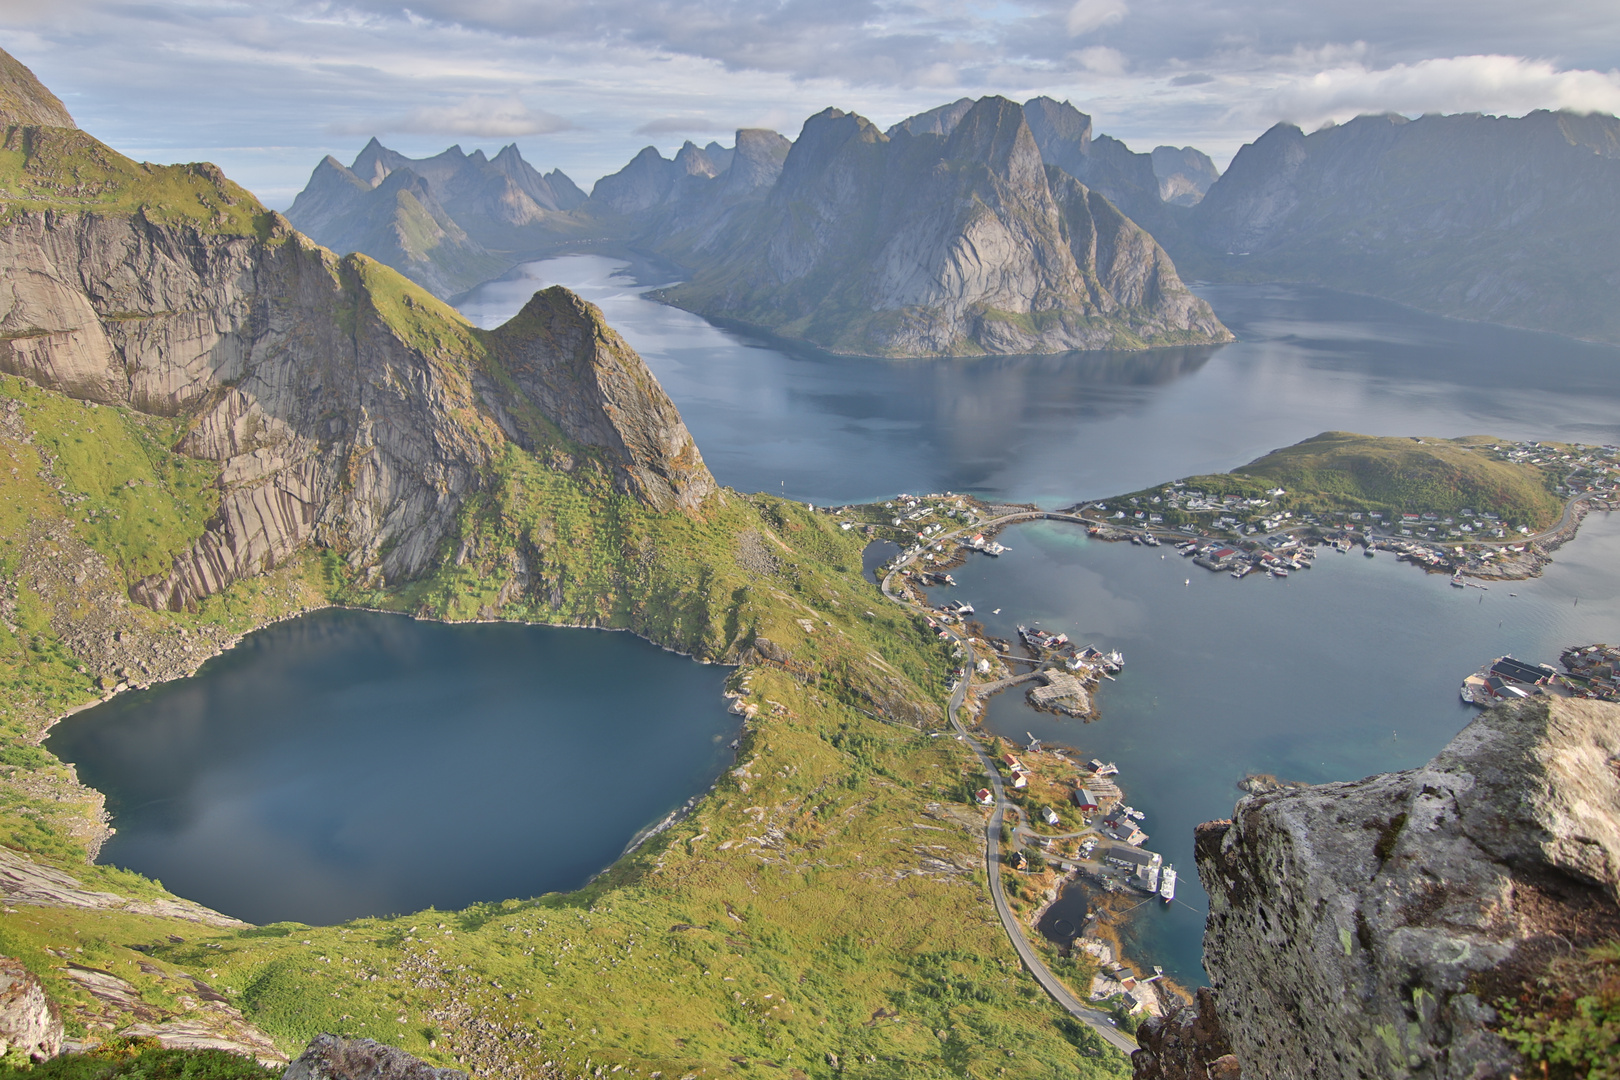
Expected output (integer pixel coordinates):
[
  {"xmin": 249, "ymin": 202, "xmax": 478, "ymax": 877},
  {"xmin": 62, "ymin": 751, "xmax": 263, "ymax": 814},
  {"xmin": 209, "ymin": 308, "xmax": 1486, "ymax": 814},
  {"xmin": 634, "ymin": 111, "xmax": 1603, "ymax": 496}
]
[
  {"xmin": 1151, "ymin": 146, "xmax": 1220, "ymax": 207},
  {"xmin": 1197, "ymin": 696, "xmax": 1620, "ymax": 1080},
  {"xmin": 284, "ymin": 1034, "xmax": 465, "ymax": 1080},
  {"xmin": 0, "ymin": 955, "xmax": 63, "ymax": 1061},
  {"xmin": 1189, "ymin": 109, "xmax": 1620, "ymax": 344},
  {"xmin": 0, "ymin": 50, "xmax": 75, "ymax": 128},
  {"xmin": 660, "ymin": 96, "xmax": 1229, "ymax": 356},
  {"xmin": 483, "ymin": 287, "xmax": 718, "ymax": 513},
  {"xmin": 286, "ymin": 139, "xmax": 585, "ymax": 296},
  {"xmin": 0, "ymin": 198, "xmax": 714, "ymax": 612}
]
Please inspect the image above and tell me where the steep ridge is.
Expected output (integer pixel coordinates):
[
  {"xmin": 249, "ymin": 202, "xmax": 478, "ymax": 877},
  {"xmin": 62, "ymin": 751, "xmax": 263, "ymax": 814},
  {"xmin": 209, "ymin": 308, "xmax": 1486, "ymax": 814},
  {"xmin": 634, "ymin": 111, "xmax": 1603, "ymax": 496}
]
[
  {"xmin": 1022, "ymin": 97, "xmax": 1168, "ymax": 229},
  {"xmin": 1170, "ymin": 696, "xmax": 1620, "ymax": 1080},
  {"xmin": 658, "ymin": 96, "xmax": 1229, "ymax": 356},
  {"xmin": 1150, "ymin": 146, "xmax": 1219, "ymax": 207},
  {"xmin": 1186, "ymin": 110, "xmax": 1620, "ymax": 344},
  {"xmin": 0, "ymin": 50, "xmax": 75, "ymax": 128},
  {"xmin": 0, "ymin": 106, "xmax": 715, "ymax": 614},
  {"xmin": 285, "ymin": 140, "xmax": 588, "ymax": 296}
]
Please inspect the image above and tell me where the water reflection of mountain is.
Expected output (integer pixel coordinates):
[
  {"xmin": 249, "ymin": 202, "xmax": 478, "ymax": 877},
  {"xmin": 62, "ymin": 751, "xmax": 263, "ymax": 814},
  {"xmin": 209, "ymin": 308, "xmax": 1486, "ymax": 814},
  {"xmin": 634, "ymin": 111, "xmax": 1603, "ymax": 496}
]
[{"xmin": 459, "ymin": 257, "xmax": 1620, "ymax": 506}]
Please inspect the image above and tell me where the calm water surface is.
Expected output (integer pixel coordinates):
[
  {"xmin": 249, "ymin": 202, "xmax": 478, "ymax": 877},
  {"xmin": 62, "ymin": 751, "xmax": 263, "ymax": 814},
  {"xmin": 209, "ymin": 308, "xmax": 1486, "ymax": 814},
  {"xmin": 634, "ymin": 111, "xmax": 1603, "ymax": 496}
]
[
  {"xmin": 461, "ymin": 256, "xmax": 1620, "ymax": 506},
  {"xmin": 48, "ymin": 611, "xmax": 737, "ymax": 925},
  {"xmin": 928, "ymin": 512, "xmax": 1620, "ymax": 981},
  {"xmin": 57, "ymin": 257, "xmax": 1620, "ymax": 949}
]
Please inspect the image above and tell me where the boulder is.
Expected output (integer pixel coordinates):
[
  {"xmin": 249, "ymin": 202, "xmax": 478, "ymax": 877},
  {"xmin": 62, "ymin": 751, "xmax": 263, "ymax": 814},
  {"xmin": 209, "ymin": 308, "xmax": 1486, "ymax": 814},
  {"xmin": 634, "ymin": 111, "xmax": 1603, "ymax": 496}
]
[
  {"xmin": 0, "ymin": 956, "xmax": 63, "ymax": 1062},
  {"xmin": 283, "ymin": 1034, "xmax": 465, "ymax": 1080}
]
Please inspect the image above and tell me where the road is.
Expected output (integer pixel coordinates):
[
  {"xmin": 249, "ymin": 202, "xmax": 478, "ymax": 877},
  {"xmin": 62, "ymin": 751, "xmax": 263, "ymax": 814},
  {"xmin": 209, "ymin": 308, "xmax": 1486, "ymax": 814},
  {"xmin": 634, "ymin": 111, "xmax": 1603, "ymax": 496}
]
[{"xmin": 880, "ymin": 516, "xmax": 1142, "ymax": 1057}]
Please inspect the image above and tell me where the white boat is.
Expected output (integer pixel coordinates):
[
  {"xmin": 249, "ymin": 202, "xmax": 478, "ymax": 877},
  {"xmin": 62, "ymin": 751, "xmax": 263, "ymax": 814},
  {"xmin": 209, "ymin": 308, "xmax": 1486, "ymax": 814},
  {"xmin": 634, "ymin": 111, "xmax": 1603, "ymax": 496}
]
[{"xmin": 1159, "ymin": 864, "xmax": 1177, "ymax": 902}]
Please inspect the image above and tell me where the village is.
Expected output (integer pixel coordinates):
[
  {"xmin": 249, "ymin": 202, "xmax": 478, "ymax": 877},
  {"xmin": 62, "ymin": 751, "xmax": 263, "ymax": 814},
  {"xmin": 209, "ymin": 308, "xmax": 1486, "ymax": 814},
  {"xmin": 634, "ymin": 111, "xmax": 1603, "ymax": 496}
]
[
  {"xmin": 969, "ymin": 737, "xmax": 1187, "ymax": 1027},
  {"xmin": 1461, "ymin": 642, "xmax": 1620, "ymax": 706}
]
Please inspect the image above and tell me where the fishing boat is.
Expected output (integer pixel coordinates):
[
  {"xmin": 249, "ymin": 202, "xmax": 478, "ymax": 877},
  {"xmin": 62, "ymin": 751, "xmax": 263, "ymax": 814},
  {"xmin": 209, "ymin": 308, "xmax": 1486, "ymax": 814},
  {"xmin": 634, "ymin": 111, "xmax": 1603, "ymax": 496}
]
[{"xmin": 1159, "ymin": 864, "xmax": 1177, "ymax": 903}]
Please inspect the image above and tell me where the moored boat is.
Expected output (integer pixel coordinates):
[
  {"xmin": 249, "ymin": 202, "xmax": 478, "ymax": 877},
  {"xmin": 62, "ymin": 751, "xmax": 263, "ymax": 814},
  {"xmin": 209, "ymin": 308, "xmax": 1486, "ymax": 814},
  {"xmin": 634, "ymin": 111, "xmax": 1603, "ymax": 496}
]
[{"xmin": 1159, "ymin": 864, "xmax": 1177, "ymax": 902}]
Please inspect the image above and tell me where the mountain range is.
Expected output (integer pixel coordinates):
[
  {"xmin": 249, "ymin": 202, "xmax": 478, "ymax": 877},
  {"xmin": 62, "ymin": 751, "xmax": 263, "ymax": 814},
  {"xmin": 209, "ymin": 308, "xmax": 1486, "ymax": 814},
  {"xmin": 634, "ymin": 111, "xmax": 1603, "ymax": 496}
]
[
  {"xmin": 1178, "ymin": 109, "xmax": 1620, "ymax": 344},
  {"xmin": 289, "ymin": 96, "xmax": 1620, "ymax": 351},
  {"xmin": 286, "ymin": 139, "xmax": 589, "ymax": 297},
  {"xmin": 288, "ymin": 96, "xmax": 1232, "ymax": 356}
]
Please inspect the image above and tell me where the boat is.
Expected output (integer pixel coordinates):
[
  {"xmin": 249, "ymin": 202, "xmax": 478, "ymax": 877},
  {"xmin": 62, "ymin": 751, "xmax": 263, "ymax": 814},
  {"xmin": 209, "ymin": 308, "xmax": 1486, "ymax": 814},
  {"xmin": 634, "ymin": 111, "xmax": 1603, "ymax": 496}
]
[
  {"xmin": 1144, "ymin": 534, "xmax": 1161, "ymax": 547},
  {"xmin": 1451, "ymin": 576, "xmax": 1465, "ymax": 588},
  {"xmin": 1365, "ymin": 546, "xmax": 1376, "ymax": 558},
  {"xmin": 1159, "ymin": 864, "xmax": 1177, "ymax": 903},
  {"xmin": 1273, "ymin": 567, "xmax": 1289, "ymax": 578},
  {"xmin": 1131, "ymin": 534, "xmax": 1144, "ymax": 545}
]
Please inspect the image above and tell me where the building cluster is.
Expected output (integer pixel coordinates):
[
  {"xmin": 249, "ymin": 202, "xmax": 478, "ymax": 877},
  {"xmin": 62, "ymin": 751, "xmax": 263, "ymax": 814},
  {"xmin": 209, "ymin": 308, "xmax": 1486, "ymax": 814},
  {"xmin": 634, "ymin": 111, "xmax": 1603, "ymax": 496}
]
[
  {"xmin": 1559, "ymin": 644, "xmax": 1620, "ymax": 702},
  {"xmin": 1461, "ymin": 655, "xmax": 1561, "ymax": 705}
]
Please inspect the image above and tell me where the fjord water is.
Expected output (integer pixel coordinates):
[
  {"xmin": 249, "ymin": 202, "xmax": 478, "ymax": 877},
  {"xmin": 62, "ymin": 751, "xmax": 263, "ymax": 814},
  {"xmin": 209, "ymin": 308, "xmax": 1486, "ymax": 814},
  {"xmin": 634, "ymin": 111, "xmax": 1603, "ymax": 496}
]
[
  {"xmin": 47, "ymin": 610, "xmax": 737, "ymax": 926},
  {"xmin": 464, "ymin": 256, "xmax": 1620, "ymax": 979},
  {"xmin": 461, "ymin": 256, "xmax": 1620, "ymax": 506},
  {"xmin": 926, "ymin": 513, "xmax": 1620, "ymax": 980},
  {"xmin": 56, "ymin": 255, "xmax": 1620, "ymax": 944}
]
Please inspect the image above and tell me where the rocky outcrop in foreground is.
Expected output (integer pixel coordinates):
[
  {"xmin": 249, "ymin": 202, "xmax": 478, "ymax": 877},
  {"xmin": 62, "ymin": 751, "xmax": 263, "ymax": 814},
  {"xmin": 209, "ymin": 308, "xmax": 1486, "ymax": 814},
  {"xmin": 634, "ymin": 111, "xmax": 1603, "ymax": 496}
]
[
  {"xmin": 1131, "ymin": 987, "xmax": 1239, "ymax": 1080},
  {"xmin": 1191, "ymin": 696, "xmax": 1620, "ymax": 1079},
  {"xmin": 284, "ymin": 1034, "xmax": 466, "ymax": 1080},
  {"xmin": 0, "ymin": 956, "xmax": 62, "ymax": 1061}
]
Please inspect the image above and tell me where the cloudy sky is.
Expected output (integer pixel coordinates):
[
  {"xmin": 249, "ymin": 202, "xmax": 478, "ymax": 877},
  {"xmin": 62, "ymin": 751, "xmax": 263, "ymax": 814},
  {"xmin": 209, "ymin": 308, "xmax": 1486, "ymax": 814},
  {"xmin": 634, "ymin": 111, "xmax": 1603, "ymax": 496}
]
[{"xmin": 3, "ymin": 0, "xmax": 1618, "ymax": 209}]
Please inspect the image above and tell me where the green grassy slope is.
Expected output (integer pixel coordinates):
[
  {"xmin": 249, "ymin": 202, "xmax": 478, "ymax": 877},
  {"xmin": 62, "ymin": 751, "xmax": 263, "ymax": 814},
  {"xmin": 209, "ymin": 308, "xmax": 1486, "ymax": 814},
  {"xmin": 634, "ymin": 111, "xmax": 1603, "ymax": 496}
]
[
  {"xmin": 0, "ymin": 124, "xmax": 1127, "ymax": 1077},
  {"xmin": 1230, "ymin": 432, "xmax": 1563, "ymax": 528}
]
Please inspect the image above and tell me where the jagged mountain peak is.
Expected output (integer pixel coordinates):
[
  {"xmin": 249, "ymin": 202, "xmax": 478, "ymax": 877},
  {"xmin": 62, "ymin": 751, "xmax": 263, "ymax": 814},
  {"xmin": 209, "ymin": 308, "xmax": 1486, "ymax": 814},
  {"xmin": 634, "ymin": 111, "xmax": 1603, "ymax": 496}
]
[
  {"xmin": 0, "ymin": 48, "xmax": 75, "ymax": 128},
  {"xmin": 888, "ymin": 98, "xmax": 975, "ymax": 138},
  {"xmin": 1022, "ymin": 96, "xmax": 1093, "ymax": 151},
  {"xmin": 941, "ymin": 95, "xmax": 1044, "ymax": 188},
  {"xmin": 485, "ymin": 286, "xmax": 717, "ymax": 513}
]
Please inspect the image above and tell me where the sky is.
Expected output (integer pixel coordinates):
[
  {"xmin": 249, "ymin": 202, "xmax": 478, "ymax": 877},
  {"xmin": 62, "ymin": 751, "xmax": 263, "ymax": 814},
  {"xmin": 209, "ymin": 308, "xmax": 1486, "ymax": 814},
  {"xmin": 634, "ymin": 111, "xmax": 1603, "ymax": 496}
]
[{"xmin": 3, "ymin": 1, "xmax": 1619, "ymax": 210}]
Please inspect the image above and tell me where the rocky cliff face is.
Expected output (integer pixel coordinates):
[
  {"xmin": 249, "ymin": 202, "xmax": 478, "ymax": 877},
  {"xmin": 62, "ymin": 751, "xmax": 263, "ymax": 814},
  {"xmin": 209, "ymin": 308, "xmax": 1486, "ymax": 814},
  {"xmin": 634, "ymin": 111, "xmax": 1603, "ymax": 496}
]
[
  {"xmin": 0, "ymin": 105, "xmax": 715, "ymax": 614},
  {"xmin": 285, "ymin": 140, "xmax": 587, "ymax": 296},
  {"xmin": 1151, "ymin": 146, "xmax": 1220, "ymax": 207},
  {"xmin": 1193, "ymin": 696, "xmax": 1620, "ymax": 1079},
  {"xmin": 659, "ymin": 96, "xmax": 1230, "ymax": 356},
  {"xmin": 1187, "ymin": 110, "xmax": 1620, "ymax": 344},
  {"xmin": 0, "ymin": 50, "xmax": 74, "ymax": 128},
  {"xmin": 0, "ymin": 956, "xmax": 62, "ymax": 1062}
]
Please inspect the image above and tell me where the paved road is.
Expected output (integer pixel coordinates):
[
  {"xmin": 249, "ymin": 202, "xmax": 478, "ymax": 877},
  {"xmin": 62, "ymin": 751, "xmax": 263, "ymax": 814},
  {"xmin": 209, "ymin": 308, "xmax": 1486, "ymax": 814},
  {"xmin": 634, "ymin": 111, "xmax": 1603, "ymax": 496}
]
[{"xmin": 880, "ymin": 519, "xmax": 1141, "ymax": 1058}]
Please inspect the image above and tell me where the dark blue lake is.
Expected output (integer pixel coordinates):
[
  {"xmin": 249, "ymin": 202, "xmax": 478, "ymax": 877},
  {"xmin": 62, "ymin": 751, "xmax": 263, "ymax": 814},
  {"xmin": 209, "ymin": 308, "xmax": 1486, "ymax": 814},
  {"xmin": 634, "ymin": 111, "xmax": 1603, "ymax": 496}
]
[{"xmin": 47, "ymin": 610, "xmax": 737, "ymax": 926}]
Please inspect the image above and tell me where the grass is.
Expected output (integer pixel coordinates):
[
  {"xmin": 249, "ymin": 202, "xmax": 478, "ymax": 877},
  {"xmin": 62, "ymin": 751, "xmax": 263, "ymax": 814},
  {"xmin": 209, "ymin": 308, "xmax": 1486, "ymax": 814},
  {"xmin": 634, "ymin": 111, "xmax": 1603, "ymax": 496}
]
[
  {"xmin": 0, "ymin": 370, "xmax": 1125, "ymax": 1078},
  {"xmin": 0, "ymin": 142, "xmax": 1130, "ymax": 1074},
  {"xmin": 1107, "ymin": 431, "xmax": 1568, "ymax": 536},
  {"xmin": 1229, "ymin": 433, "xmax": 1564, "ymax": 529},
  {"xmin": 0, "ymin": 125, "xmax": 268, "ymax": 238},
  {"xmin": 1497, "ymin": 940, "xmax": 1620, "ymax": 1079},
  {"xmin": 0, "ymin": 1038, "xmax": 279, "ymax": 1080}
]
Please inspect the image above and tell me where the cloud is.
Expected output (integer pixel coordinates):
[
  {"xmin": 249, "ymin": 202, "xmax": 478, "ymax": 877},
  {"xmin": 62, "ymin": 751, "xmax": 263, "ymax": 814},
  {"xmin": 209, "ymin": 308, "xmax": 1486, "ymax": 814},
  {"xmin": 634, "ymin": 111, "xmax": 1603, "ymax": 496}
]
[
  {"xmin": 332, "ymin": 96, "xmax": 574, "ymax": 137},
  {"xmin": 1170, "ymin": 73, "xmax": 1214, "ymax": 86},
  {"xmin": 1076, "ymin": 46, "xmax": 1128, "ymax": 77},
  {"xmin": 1251, "ymin": 55, "xmax": 1620, "ymax": 129},
  {"xmin": 633, "ymin": 115, "xmax": 724, "ymax": 136},
  {"xmin": 1066, "ymin": 0, "xmax": 1128, "ymax": 37}
]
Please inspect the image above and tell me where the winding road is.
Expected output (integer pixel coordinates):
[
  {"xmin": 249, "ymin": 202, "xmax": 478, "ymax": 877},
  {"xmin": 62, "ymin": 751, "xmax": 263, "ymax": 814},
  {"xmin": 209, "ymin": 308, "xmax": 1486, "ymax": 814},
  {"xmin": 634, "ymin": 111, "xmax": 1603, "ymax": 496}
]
[{"xmin": 880, "ymin": 512, "xmax": 1141, "ymax": 1057}]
